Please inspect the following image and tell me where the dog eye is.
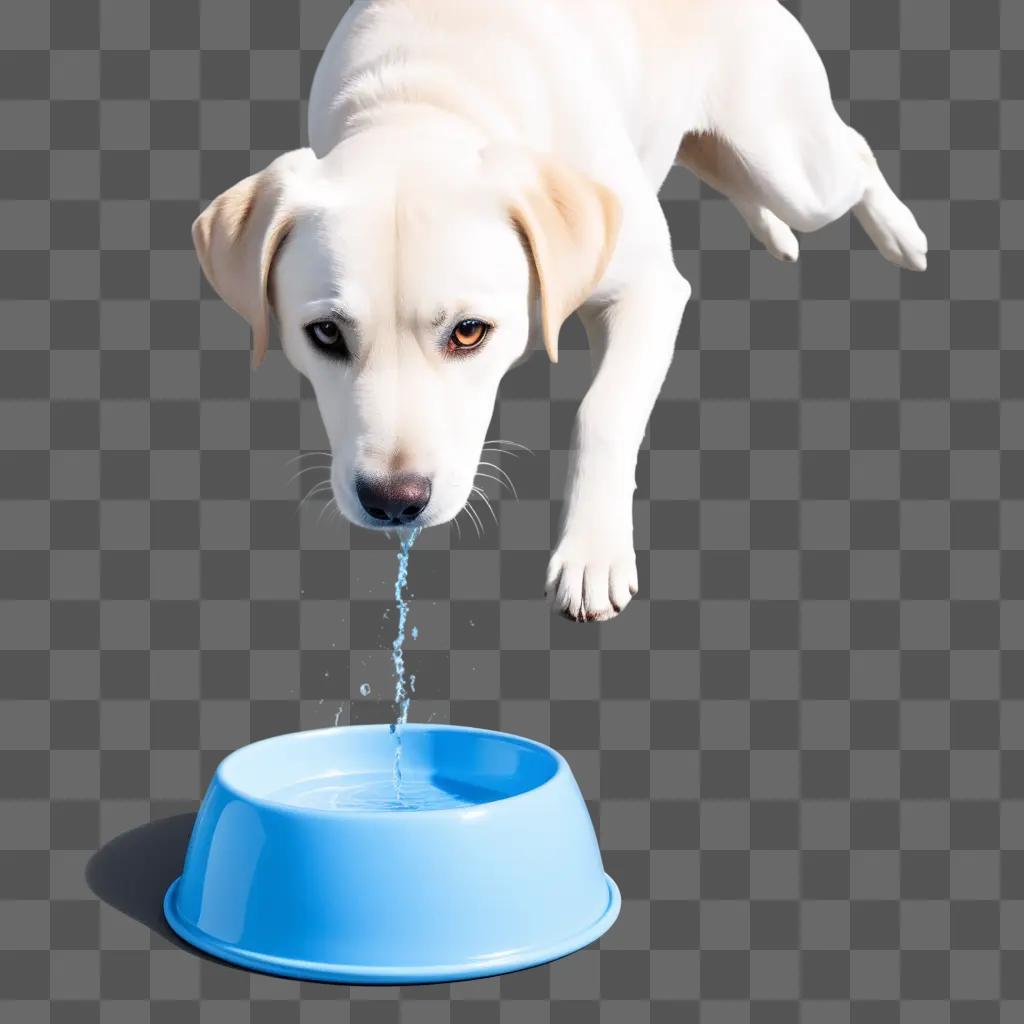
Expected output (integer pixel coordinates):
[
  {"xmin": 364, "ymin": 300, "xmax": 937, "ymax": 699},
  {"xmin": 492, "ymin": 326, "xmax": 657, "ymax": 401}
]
[
  {"xmin": 447, "ymin": 319, "xmax": 489, "ymax": 354},
  {"xmin": 304, "ymin": 320, "xmax": 349, "ymax": 360}
]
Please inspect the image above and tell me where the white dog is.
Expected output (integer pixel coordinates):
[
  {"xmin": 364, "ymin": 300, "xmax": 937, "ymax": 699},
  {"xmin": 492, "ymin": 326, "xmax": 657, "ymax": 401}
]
[{"xmin": 193, "ymin": 0, "xmax": 927, "ymax": 621}]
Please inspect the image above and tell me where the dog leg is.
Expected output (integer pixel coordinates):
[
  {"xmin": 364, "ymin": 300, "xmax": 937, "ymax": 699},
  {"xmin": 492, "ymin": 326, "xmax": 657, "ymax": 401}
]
[
  {"xmin": 678, "ymin": 131, "xmax": 800, "ymax": 263},
  {"xmin": 851, "ymin": 132, "xmax": 929, "ymax": 272},
  {"xmin": 546, "ymin": 258, "xmax": 690, "ymax": 622},
  {"xmin": 735, "ymin": 201, "xmax": 800, "ymax": 263},
  {"xmin": 679, "ymin": 0, "xmax": 926, "ymax": 270}
]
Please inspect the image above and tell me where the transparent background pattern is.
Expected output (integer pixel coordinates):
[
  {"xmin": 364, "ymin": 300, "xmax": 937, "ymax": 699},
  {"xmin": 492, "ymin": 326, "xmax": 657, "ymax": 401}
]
[{"xmin": 0, "ymin": 0, "xmax": 1021, "ymax": 1021}]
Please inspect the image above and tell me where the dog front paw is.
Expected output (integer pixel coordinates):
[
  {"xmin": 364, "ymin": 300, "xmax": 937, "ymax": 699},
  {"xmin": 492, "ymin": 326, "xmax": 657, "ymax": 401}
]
[{"xmin": 545, "ymin": 531, "xmax": 638, "ymax": 622}]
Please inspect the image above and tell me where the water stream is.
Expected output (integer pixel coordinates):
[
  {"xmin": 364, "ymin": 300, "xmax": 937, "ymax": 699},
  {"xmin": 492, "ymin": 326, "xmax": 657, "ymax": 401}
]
[{"xmin": 389, "ymin": 527, "xmax": 420, "ymax": 800}]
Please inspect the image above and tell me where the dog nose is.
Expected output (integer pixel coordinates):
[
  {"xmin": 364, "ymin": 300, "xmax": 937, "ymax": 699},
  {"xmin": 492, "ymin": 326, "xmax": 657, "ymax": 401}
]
[{"xmin": 355, "ymin": 474, "xmax": 432, "ymax": 525}]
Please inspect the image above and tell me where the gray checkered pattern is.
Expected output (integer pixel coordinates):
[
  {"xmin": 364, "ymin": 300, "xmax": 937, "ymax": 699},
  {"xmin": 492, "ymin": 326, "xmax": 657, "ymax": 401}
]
[{"xmin": 1, "ymin": 0, "xmax": 1021, "ymax": 1020}]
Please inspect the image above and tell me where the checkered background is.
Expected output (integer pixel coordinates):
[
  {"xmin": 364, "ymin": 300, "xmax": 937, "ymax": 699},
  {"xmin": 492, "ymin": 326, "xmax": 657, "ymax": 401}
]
[{"xmin": 1, "ymin": 0, "xmax": 1021, "ymax": 1020}]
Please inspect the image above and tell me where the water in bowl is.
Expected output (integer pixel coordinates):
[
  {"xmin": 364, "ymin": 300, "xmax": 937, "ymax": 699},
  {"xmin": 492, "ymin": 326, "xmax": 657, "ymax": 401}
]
[{"xmin": 270, "ymin": 772, "xmax": 504, "ymax": 812}]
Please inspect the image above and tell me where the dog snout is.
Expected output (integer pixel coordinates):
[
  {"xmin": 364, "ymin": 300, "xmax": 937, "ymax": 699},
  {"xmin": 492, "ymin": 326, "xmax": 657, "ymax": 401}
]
[{"xmin": 355, "ymin": 473, "xmax": 432, "ymax": 525}]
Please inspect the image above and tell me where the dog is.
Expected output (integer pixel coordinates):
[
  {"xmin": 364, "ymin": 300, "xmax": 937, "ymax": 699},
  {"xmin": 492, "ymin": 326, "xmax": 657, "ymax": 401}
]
[{"xmin": 192, "ymin": 0, "xmax": 927, "ymax": 621}]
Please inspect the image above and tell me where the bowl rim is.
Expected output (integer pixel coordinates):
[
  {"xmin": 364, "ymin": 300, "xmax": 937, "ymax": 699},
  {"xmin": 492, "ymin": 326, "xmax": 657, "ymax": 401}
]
[
  {"xmin": 214, "ymin": 723, "xmax": 572, "ymax": 819},
  {"xmin": 164, "ymin": 872, "xmax": 620, "ymax": 984}
]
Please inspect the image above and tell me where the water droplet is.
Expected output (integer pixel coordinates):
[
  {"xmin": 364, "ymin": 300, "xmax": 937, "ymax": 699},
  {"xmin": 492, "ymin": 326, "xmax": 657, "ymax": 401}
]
[
  {"xmin": 411, "ymin": 626, "xmax": 418, "ymax": 640},
  {"xmin": 359, "ymin": 683, "xmax": 371, "ymax": 697}
]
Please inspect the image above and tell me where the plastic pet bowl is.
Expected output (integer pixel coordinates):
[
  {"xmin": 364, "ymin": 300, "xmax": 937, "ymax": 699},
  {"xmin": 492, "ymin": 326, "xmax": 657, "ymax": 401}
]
[{"xmin": 164, "ymin": 724, "xmax": 620, "ymax": 984}]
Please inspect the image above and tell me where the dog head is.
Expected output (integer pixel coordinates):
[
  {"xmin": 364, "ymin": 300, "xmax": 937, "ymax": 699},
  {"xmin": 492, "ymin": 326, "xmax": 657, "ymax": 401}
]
[{"xmin": 192, "ymin": 123, "xmax": 620, "ymax": 529}]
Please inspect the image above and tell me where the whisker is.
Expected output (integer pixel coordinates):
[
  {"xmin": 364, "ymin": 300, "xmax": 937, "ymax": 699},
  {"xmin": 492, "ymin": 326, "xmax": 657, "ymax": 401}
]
[
  {"xmin": 472, "ymin": 485, "xmax": 499, "ymax": 526},
  {"xmin": 464, "ymin": 500, "xmax": 483, "ymax": 537},
  {"xmin": 316, "ymin": 492, "xmax": 341, "ymax": 526},
  {"xmin": 475, "ymin": 472, "xmax": 506, "ymax": 491},
  {"xmin": 483, "ymin": 438, "xmax": 533, "ymax": 455},
  {"xmin": 285, "ymin": 450, "xmax": 331, "ymax": 467},
  {"xmin": 484, "ymin": 438, "xmax": 532, "ymax": 450},
  {"xmin": 299, "ymin": 480, "xmax": 333, "ymax": 514},
  {"xmin": 300, "ymin": 481, "xmax": 333, "ymax": 503},
  {"xmin": 301, "ymin": 493, "xmax": 333, "ymax": 520},
  {"xmin": 287, "ymin": 464, "xmax": 332, "ymax": 485},
  {"xmin": 477, "ymin": 463, "xmax": 518, "ymax": 500},
  {"xmin": 478, "ymin": 460, "xmax": 517, "ymax": 492},
  {"xmin": 474, "ymin": 473, "xmax": 513, "ymax": 505}
]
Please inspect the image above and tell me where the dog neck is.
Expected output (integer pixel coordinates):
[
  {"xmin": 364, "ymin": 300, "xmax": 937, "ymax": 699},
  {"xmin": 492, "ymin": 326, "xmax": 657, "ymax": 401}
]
[{"xmin": 332, "ymin": 56, "xmax": 518, "ymax": 150}]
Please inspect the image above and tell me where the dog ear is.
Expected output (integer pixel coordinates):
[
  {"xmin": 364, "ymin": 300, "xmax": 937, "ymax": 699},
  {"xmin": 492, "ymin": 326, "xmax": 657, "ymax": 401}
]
[
  {"xmin": 192, "ymin": 148, "xmax": 315, "ymax": 368},
  {"xmin": 484, "ymin": 144, "xmax": 621, "ymax": 363}
]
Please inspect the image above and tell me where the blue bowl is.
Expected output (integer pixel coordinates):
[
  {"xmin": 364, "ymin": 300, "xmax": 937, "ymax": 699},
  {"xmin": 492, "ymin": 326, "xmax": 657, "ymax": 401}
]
[{"xmin": 164, "ymin": 724, "xmax": 619, "ymax": 984}]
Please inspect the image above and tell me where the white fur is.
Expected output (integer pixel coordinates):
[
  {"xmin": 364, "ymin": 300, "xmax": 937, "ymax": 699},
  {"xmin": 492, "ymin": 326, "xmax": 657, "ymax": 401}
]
[{"xmin": 208, "ymin": 0, "xmax": 929, "ymax": 620}]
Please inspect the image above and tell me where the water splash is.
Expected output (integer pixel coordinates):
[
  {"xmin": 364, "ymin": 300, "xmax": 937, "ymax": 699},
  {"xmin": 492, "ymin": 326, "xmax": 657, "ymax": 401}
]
[{"xmin": 390, "ymin": 527, "xmax": 420, "ymax": 799}]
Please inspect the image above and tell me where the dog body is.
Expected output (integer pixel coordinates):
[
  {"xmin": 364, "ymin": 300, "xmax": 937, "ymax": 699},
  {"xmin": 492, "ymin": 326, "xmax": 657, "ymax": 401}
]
[
  {"xmin": 194, "ymin": 0, "xmax": 927, "ymax": 620},
  {"xmin": 310, "ymin": 1, "xmax": 700, "ymax": 192}
]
